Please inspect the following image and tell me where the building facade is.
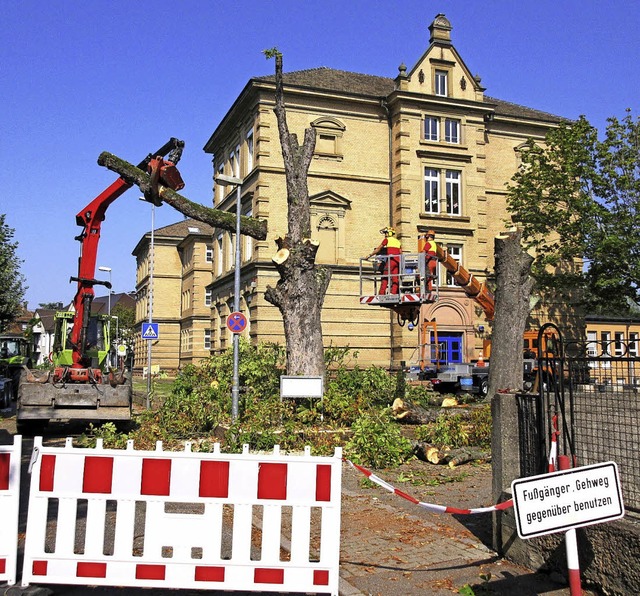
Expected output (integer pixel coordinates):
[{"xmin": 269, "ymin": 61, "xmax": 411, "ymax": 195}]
[
  {"xmin": 197, "ymin": 14, "xmax": 566, "ymax": 370},
  {"xmin": 132, "ymin": 219, "xmax": 213, "ymax": 372}
]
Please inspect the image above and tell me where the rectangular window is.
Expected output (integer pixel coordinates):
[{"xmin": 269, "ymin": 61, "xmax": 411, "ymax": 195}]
[
  {"xmin": 424, "ymin": 116, "xmax": 439, "ymax": 141},
  {"xmin": 216, "ymin": 234, "xmax": 223, "ymax": 277},
  {"xmin": 443, "ymin": 245, "xmax": 462, "ymax": 286},
  {"xmin": 205, "ymin": 288, "xmax": 213, "ymax": 307},
  {"xmin": 246, "ymin": 129, "xmax": 254, "ymax": 173},
  {"xmin": 614, "ymin": 332, "xmax": 624, "ymax": 357},
  {"xmin": 586, "ymin": 331, "xmax": 598, "ymax": 357},
  {"xmin": 445, "ymin": 170, "xmax": 461, "ymax": 215},
  {"xmin": 243, "ymin": 207, "xmax": 253, "ymax": 262},
  {"xmin": 216, "ymin": 164, "xmax": 224, "ymax": 203},
  {"xmin": 234, "ymin": 144, "xmax": 241, "ymax": 177},
  {"xmin": 205, "ymin": 245, "xmax": 213, "ymax": 263},
  {"xmin": 444, "ymin": 118, "xmax": 460, "ymax": 143},
  {"xmin": 435, "ymin": 70, "xmax": 448, "ymax": 96},
  {"xmin": 229, "ymin": 151, "xmax": 236, "ymax": 180},
  {"xmin": 204, "ymin": 329, "xmax": 211, "ymax": 350},
  {"xmin": 424, "ymin": 168, "xmax": 440, "ymax": 213},
  {"xmin": 629, "ymin": 332, "xmax": 638, "ymax": 358}
]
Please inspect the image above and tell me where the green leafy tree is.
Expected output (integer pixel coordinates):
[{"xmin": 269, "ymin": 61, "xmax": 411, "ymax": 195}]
[
  {"xmin": 507, "ymin": 110, "xmax": 639, "ymax": 313},
  {"xmin": 0, "ymin": 214, "xmax": 27, "ymax": 332},
  {"xmin": 111, "ymin": 303, "xmax": 136, "ymax": 344}
]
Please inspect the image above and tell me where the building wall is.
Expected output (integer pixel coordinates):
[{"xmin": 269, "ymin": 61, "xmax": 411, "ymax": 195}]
[
  {"xmin": 134, "ymin": 14, "xmax": 574, "ymax": 371},
  {"xmin": 198, "ymin": 15, "xmax": 569, "ymax": 371}
]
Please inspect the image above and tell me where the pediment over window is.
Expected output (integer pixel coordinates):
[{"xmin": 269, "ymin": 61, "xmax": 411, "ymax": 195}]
[
  {"xmin": 309, "ymin": 190, "xmax": 352, "ymax": 210},
  {"xmin": 311, "ymin": 117, "xmax": 346, "ymax": 131}
]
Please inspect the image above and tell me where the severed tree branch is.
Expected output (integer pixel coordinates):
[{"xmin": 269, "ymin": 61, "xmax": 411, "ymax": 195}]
[{"xmin": 97, "ymin": 151, "xmax": 268, "ymax": 240}]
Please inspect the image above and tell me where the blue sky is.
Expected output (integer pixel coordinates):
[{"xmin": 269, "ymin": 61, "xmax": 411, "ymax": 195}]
[{"xmin": 2, "ymin": 1, "xmax": 638, "ymax": 309}]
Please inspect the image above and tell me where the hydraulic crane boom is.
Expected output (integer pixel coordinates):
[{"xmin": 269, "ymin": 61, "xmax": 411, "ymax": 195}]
[{"xmin": 67, "ymin": 139, "xmax": 184, "ymax": 374}]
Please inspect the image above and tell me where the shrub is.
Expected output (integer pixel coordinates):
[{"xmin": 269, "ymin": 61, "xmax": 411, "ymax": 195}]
[
  {"xmin": 345, "ymin": 408, "xmax": 413, "ymax": 469},
  {"xmin": 415, "ymin": 412, "xmax": 469, "ymax": 448}
]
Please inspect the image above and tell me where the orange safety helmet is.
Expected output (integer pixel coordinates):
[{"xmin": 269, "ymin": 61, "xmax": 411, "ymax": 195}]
[{"xmin": 426, "ymin": 229, "xmax": 436, "ymax": 237}]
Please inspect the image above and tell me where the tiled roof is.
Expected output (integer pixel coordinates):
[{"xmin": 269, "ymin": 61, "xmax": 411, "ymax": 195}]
[
  {"xmin": 255, "ymin": 67, "xmax": 566, "ymax": 123},
  {"xmin": 154, "ymin": 218, "xmax": 214, "ymax": 238}
]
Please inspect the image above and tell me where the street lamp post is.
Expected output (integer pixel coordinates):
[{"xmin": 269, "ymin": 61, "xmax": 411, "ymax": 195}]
[
  {"xmin": 215, "ymin": 173, "xmax": 243, "ymax": 421},
  {"xmin": 98, "ymin": 266, "xmax": 112, "ymax": 366}
]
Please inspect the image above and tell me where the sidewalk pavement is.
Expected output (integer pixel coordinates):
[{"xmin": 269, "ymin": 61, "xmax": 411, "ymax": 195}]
[{"xmin": 337, "ymin": 462, "xmax": 598, "ymax": 596}]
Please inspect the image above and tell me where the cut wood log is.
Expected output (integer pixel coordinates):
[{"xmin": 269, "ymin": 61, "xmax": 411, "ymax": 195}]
[
  {"xmin": 443, "ymin": 447, "xmax": 491, "ymax": 468},
  {"xmin": 413, "ymin": 442, "xmax": 490, "ymax": 466},
  {"xmin": 413, "ymin": 442, "xmax": 451, "ymax": 464},
  {"xmin": 97, "ymin": 152, "xmax": 268, "ymax": 240},
  {"xmin": 392, "ymin": 398, "xmax": 474, "ymax": 424}
]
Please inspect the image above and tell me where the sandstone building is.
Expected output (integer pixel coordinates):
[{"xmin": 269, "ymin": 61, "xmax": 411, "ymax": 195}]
[{"xmin": 133, "ymin": 14, "xmax": 567, "ymax": 372}]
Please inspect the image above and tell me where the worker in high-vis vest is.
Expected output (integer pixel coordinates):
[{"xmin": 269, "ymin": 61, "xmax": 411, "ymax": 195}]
[
  {"xmin": 367, "ymin": 227, "xmax": 402, "ymax": 294},
  {"xmin": 420, "ymin": 230, "xmax": 438, "ymax": 291}
]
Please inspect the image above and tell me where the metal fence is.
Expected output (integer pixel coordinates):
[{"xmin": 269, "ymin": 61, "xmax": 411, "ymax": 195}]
[{"xmin": 518, "ymin": 324, "xmax": 640, "ymax": 514}]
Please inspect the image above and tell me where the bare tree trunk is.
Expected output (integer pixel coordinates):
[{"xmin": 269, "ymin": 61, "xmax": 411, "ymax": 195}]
[
  {"xmin": 487, "ymin": 229, "xmax": 535, "ymax": 398},
  {"xmin": 263, "ymin": 51, "xmax": 331, "ymax": 376}
]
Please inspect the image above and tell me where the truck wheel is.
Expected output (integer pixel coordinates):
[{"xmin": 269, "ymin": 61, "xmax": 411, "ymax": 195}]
[
  {"xmin": 480, "ymin": 378, "xmax": 488, "ymax": 398},
  {"xmin": 16, "ymin": 419, "xmax": 47, "ymax": 436}
]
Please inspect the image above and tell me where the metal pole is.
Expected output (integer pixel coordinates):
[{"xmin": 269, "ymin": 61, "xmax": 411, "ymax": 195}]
[
  {"xmin": 146, "ymin": 203, "xmax": 155, "ymax": 409},
  {"xmin": 107, "ymin": 271, "xmax": 111, "ymax": 366},
  {"xmin": 232, "ymin": 182, "xmax": 242, "ymax": 421}
]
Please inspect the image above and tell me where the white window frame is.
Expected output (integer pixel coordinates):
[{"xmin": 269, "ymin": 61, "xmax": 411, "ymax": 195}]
[
  {"xmin": 205, "ymin": 288, "xmax": 213, "ymax": 307},
  {"xmin": 629, "ymin": 332, "xmax": 639, "ymax": 358},
  {"xmin": 443, "ymin": 244, "xmax": 462, "ymax": 286},
  {"xmin": 205, "ymin": 245, "xmax": 213, "ymax": 263},
  {"xmin": 424, "ymin": 168, "xmax": 440, "ymax": 214},
  {"xmin": 246, "ymin": 128, "xmax": 254, "ymax": 173},
  {"xmin": 445, "ymin": 170, "xmax": 461, "ymax": 215},
  {"xmin": 243, "ymin": 207, "xmax": 253, "ymax": 262},
  {"xmin": 586, "ymin": 331, "xmax": 598, "ymax": 357},
  {"xmin": 614, "ymin": 332, "xmax": 625, "ymax": 357},
  {"xmin": 444, "ymin": 118, "xmax": 460, "ymax": 144},
  {"xmin": 424, "ymin": 116, "xmax": 439, "ymax": 141},
  {"xmin": 216, "ymin": 233, "xmax": 223, "ymax": 277},
  {"xmin": 435, "ymin": 70, "xmax": 448, "ymax": 96},
  {"xmin": 216, "ymin": 164, "xmax": 224, "ymax": 203},
  {"xmin": 204, "ymin": 329, "xmax": 211, "ymax": 350}
]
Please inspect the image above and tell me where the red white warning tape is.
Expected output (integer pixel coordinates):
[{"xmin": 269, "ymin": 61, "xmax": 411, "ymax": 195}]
[{"xmin": 346, "ymin": 459, "xmax": 514, "ymax": 514}]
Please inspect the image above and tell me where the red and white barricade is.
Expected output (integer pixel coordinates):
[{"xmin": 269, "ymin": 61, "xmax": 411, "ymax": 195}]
[
  {"xmin": 0, "ymin": 434, "xmax": 22, "ymax": 585},
  {"xmin": 22, "ymin": 438, "xmax": 342, "ymax": 594}
]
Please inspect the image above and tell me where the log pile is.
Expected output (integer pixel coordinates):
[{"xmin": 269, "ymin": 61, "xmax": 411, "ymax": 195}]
[{"xmin": 392, "ymin": 398, "xmax": 491, "ymax": 467}]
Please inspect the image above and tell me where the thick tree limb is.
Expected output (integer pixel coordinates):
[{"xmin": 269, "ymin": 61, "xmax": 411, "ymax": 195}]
[{"xmin": 97, "ymin": 152, "xmax": 268, "ymax": 240}]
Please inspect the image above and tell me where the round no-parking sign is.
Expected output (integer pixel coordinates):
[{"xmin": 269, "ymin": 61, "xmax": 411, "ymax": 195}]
[{"xmin": 226, "ymin": 312, "xmax": 247, "ymax": 334}]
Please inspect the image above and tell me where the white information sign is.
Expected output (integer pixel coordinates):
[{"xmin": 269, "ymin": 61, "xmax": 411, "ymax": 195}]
[
  {"xmin": 280, "ymin": 376, "xmax": 324, "ymax": 399},
  {"xmin": 512, "ymin": 461, "xmax": 624, "ymax": 539}
]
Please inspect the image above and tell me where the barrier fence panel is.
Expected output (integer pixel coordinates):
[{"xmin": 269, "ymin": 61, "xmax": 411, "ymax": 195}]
[
  {"xmin": 22, "ymin": 438, "xmax": 342, "ymax": 595},
  {"xmin": 0, "ymin": 434, "xmax": 22, "ymax": 586}
]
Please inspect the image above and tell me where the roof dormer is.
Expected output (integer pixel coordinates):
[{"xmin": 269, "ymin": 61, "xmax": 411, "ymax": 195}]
[{"xmin": 403, "ymin": 14, "xmax": 484, "ymax": 102}]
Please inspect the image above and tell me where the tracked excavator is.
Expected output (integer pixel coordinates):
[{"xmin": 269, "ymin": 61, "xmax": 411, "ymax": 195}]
[{"xmin": 18, "ymin": 139, "xmax": 185, "ymax": 433}]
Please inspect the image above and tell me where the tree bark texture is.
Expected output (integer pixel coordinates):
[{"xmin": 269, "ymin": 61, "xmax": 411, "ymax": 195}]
[
  {"xmin": 487, "ymin": 229, "xmax": 535, "ymax": 398},
  {"xmin": 264, "ymin": 52, "xmax": 331, "ymax": 376},
  {"xmin": 97, "ymin": 152, "xmax": 267, "ymax": 240}
]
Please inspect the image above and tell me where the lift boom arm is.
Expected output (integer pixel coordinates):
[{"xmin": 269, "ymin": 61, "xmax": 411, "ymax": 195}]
[{"xmin": 68, "ymin": 139, "xmax": 185, "ymax": 368}]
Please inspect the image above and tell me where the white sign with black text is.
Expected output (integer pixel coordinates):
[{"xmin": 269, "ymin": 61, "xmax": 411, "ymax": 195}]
[{"xmin": 512, "ymin": 461, "xmax": 624, "ymax": 539}]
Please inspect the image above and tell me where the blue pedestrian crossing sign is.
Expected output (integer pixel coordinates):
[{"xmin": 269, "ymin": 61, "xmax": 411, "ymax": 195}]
[{"xmin": 142, "ymin": 322, "xmax": 159, "ymax": 340}]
